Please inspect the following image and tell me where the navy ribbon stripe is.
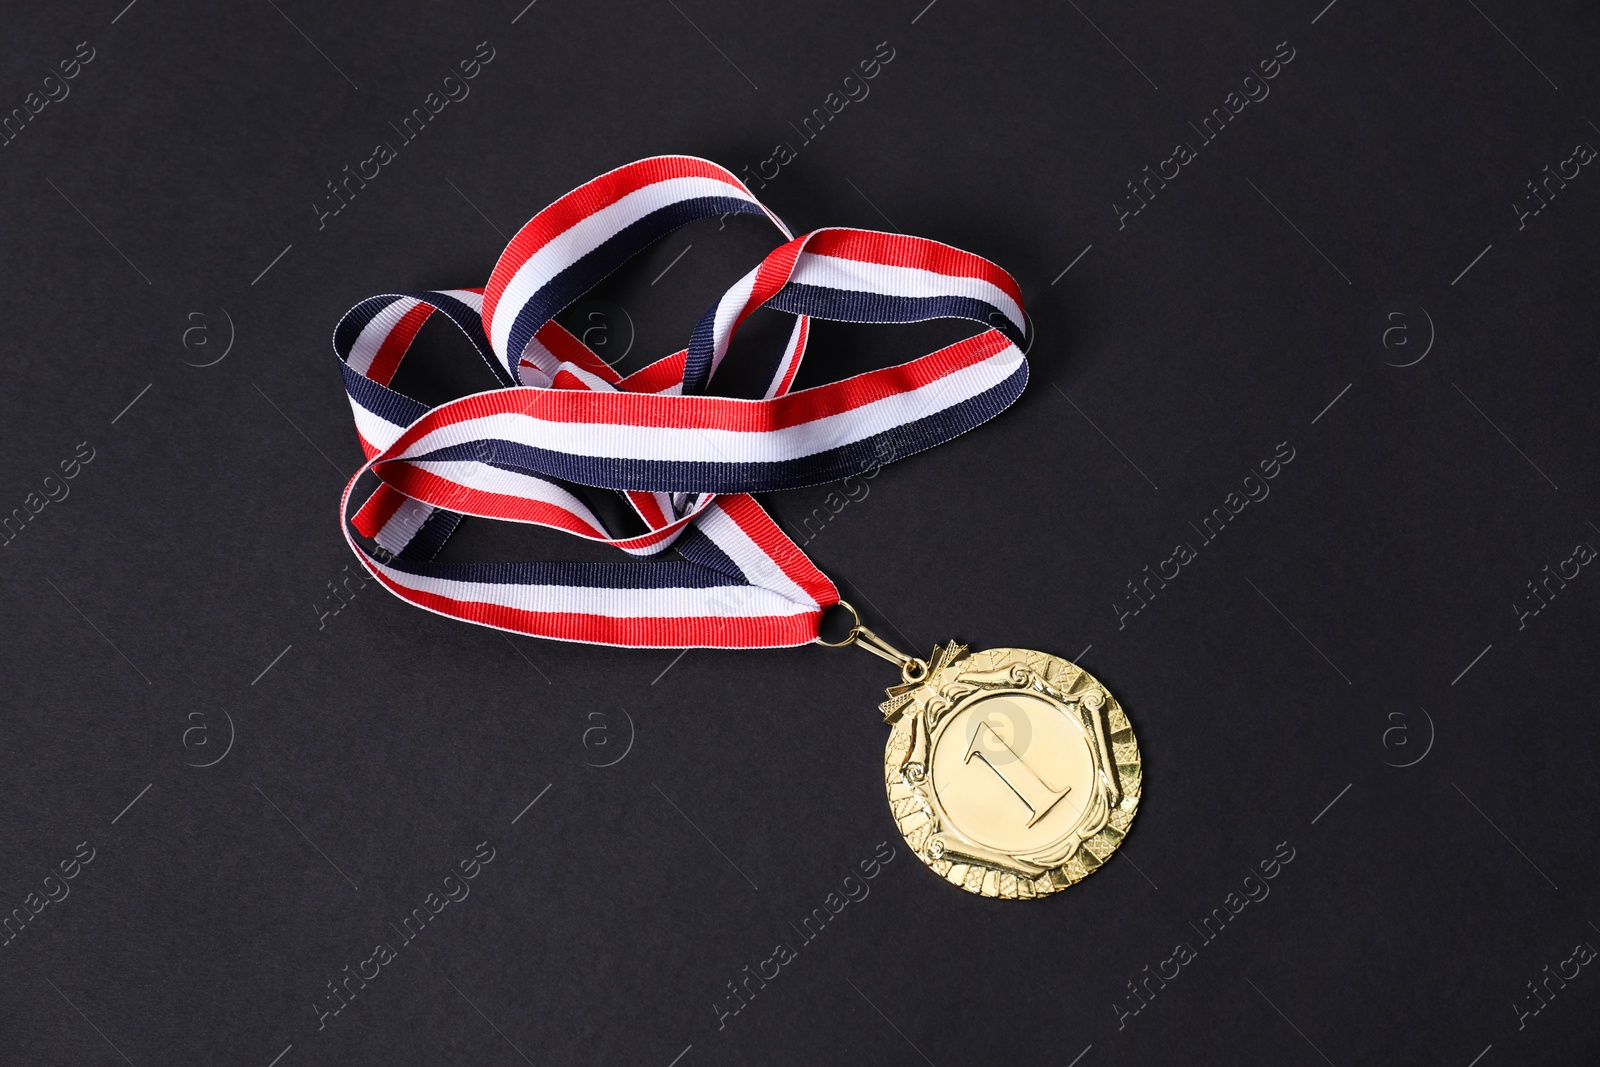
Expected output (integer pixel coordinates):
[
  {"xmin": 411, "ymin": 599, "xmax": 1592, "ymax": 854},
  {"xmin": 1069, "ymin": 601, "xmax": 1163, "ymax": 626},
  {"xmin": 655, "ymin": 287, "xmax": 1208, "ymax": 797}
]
[
  {"xmin": 500, "ymin": 196, "xmax": 767, "ymax": 381},
  {"xmin": 400, "ymin": 365, "xmax": 1027, "ymax": 495}
]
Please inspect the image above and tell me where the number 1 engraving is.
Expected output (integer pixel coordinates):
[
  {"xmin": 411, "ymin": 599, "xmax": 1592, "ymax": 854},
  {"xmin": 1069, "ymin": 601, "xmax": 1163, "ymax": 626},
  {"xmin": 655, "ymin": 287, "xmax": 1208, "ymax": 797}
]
[{"xmin": 965, "ymin": 720, "xmax": 1072, "ymax": 826}]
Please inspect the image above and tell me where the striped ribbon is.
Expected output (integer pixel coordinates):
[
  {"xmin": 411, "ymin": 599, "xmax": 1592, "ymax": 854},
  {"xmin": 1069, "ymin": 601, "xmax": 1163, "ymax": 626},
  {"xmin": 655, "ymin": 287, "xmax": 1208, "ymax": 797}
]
[{"xmin": 335, "ymin": 156, "xmax": 1028, "ymax": 648}]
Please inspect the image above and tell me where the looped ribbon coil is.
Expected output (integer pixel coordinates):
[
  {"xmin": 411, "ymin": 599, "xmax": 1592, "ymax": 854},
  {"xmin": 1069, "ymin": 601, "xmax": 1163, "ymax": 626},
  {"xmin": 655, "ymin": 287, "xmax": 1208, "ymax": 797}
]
[{"xmin": 336, "ymin": 156, "xmax": 1028, "ymax": 648}]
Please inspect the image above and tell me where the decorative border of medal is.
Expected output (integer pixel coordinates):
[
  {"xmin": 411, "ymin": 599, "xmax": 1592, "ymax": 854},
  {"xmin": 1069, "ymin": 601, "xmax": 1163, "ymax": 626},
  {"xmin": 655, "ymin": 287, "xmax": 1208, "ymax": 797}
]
[{"xmin": 882, "ymin": 646, "xmax": 1142, "ymax": 899}]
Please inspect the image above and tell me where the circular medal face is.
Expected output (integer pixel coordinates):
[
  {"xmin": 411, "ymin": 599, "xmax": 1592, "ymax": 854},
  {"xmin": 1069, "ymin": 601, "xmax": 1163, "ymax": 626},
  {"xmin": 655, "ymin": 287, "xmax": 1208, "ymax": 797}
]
[{"xmin": 882, "ymin": 646, "xmax": 1141, "ymax": 899}]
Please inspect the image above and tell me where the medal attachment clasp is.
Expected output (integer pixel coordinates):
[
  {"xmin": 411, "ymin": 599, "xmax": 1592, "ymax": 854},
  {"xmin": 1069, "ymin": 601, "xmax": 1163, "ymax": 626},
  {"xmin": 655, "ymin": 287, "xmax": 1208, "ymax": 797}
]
[{"xmin": 816, "ymin": 600, "xmax": 928, "ymax": 684}]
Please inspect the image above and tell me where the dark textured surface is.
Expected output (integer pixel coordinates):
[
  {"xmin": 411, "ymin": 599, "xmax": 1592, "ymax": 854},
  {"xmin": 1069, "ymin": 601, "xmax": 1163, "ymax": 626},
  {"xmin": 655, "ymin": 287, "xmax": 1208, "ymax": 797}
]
[{"xmin": 2, "ymin": 2, "xmax": 1598, "ymax": 1065}]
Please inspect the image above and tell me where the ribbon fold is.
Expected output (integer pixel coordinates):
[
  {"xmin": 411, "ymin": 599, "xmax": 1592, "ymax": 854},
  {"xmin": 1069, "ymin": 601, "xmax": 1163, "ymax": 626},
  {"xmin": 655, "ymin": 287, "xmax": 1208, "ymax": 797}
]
[{"xmin": 335, "ymin": 156, "xmax": 1028, "ymax": 648}]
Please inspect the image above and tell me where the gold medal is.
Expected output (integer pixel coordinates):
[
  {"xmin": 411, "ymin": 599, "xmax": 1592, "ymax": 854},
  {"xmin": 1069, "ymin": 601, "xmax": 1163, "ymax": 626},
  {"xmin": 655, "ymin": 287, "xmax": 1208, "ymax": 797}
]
[{"xmin": 822, "ymin": 603, "xmax": 1141, "ymax": 899}]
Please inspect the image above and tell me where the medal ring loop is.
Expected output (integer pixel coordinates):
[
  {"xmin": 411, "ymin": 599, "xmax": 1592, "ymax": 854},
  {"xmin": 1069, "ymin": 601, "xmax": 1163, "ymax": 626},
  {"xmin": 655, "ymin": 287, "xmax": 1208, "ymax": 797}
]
[
  {"xmin": 813, "ymin": 599, "xmax": 866, "ymax": 647},
  {"xmin": 817, "ymin": 600, "xmax": 928, "ymax": 679}
]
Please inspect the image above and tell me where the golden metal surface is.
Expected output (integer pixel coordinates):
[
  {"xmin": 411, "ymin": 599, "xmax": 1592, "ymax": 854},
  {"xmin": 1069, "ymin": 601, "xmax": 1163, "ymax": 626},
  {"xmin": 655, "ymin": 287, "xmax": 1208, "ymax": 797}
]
[{"xmin": 880, "ymin": 644, "xmax": 1141, "ymax": 899}]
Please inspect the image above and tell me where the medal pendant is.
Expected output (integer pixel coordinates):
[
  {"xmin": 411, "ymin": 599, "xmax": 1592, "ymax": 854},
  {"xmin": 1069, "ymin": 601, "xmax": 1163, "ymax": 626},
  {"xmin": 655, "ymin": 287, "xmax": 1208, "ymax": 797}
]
[
  {"xmin": 881, "ymin": 643, "xmax": 1140, "ymax": 898},
  {"xmin": 820, "ymin": 603, "xmax": 1140, "ymax": 899}
]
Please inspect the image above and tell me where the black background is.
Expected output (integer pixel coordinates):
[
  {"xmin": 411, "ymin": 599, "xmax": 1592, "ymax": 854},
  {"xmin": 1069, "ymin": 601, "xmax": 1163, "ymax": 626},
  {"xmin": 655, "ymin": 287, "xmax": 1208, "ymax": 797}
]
[{"xmin": 2, "ymin": 1, "xmax": 1598, "ymax": 1065}]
